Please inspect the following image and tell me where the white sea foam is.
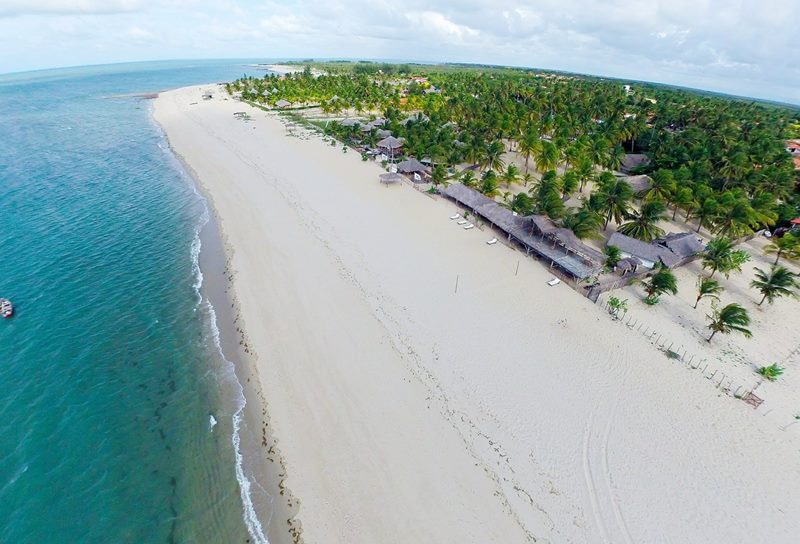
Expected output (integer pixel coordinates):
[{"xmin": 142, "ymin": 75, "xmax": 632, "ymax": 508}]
[
  {"xmin": 157, "ymin": 117, "xmax": 270, "ymax": 544},
  {"xmin": 203, "ymin": 295, "xmax": 270, "ymax": 544},
  {"xmin": 188, "ymin": 176, "xmax": 270, "ymax": 544}
]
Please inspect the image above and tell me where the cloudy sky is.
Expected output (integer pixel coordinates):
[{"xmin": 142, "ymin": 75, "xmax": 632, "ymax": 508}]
[{"xmin": 1, "ymin": 0, "xmax": 797, "ymax": 103}]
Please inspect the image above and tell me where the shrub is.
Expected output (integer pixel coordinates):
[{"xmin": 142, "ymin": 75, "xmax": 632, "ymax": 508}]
[
  {"xmin": 757, "ymin": 363, "xmax": 784, "ymax": 381},
  {"xmin": 607, "ymin": 296, "xmax": 628, "ymax": 318}
]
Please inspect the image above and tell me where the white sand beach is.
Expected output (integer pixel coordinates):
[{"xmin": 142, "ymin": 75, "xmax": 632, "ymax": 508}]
[{"xmin": 154, "ymin": 85, "xmax": 800, "ymax": 544}]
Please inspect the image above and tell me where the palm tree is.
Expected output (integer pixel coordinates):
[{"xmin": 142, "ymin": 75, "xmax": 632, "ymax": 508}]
[
  {"xmin": 694, "ymin": 277, "xmax": 722, "ymax": 309},
  {"xmin": 518, "ymin": 131, "xmax": 540, "ymax": 173},
  {"xmin": 562, "ymin": 208, "xmax": 603, "ymax": 240},
  {"xmin": 460, "ymin": 170, "xmax": 477, "ymax": 188},
  {"xmin": 500, "ymin": 164, "xmax": 521, "ymax": 187},
  {"xmin": 535, "ymin": 140, "xmax": 559, "ymax": 175},
  {"xmin": 483, "ymin": 140, "xmax": 506, "ymax": 172},
  {"xmin": 479, "ymin": 170, "xmax": 500, "ymax": 197},
  {"xmin": 701, "ymin": 237, "xmax": 750, "ymax": 278},
  {"xmin": 642, "ymin": 169, "xmax": 675, "ymax": 202},
  {"xmin": 618, "ymin": 201, "xmax": 667, "ymax": 242},
  {"xmin": 574, "ymin": 156, "xmax": 595, "ymax": 193},
  {"xmin": 692, "ymin": 197, "xmax": 718, "ymax": 233},
  {"xmin": 604, "ymin": 244, "xmax": 622, "ymax": 270},
  {"xmin": 521, "ymin": 172, "xmax": 534, "ymax": 188},
  {"xmin": 430, "ymin": 164, "xmax": 448, "ymax": 187},
  {"xmin": 561, "ymin": 171, "xmax": 579, "ymax": 196},
  {"xmin": 595, "ymin": 175, "xmax": 634, "ymax": 228},
  {"xmin": 764, "ymin": 233, "xmax": 800, "ymax": 265},
  {"xmin": 706, "ymin": 303, "xmax": 752, "ymax": 342},
  {"xmin": 641, "ymin": 266, "xmax": 678, "ymax": 304},
  {"xmin": 750, "ymin": 265, "xmax": 800, "ymax": 305},
  {"xmin": 713, "ymin": 194, "xmax": 756, "ymax": 239},
  {"xmin": 671, "ymin": 187, "xmax": 696, "ymax": 221},
  {"xmin": 532, "ymin": 171, "xmax": 565, "ymax": 219}
]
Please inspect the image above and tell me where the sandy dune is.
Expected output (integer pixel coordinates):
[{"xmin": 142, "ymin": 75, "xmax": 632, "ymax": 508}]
[{"xmin": 154, "ymin": 85, "xmax": 800, "ymax": 544}]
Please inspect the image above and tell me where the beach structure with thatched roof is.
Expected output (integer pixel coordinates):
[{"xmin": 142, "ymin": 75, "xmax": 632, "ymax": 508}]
[
  {"xmin": 379, "ymin": 172, "xmax": 404, "ymax": 185},
  {"xmin": 619, "ymin": 153, "xmax": 651, "ymax": 174},
  {"xmin": 396, "ymin": 158, "xmax": 428, "ymax": 174},
  {"xmin": 377, "ymin": 136, "xmax": 403, "ymax": 151},
  {"xmin": 377, "ymin": 136, "xmax": 404, "ymax": 161},
  {"xmin": 441, "ymin": 183, "xmax": 602, "ymax": 279},
  {"xmin": 655, "ymin": 232, "xmax": 705, "ymax": 265},
  {"xmin": 275, "ymin": 99, "xmax": 292, "ymax": 108},
  {"xmin": 615, "ymin": 174, "xmax": 652, "ymax": 195},
  {"xmin": 615, "ymin": 256, "xmax": 643, "ymax": 274},
  {"xmin": 607, "ymin": 231, "xmax": 704, "ymax": 270}
]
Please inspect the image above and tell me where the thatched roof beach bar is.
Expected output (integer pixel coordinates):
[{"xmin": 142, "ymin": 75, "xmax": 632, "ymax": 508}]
[
  {"xmin": 442, "ymin": 183, "xmax": 602, "ymax": 279},
  {"xmin": 606, "ymin": 231, "xmax": 703, "ymax": 269},
  {"xmin": 377, "ymin": 136, "xmax": 404, "ymax": 151},
  {"xmin": 397, "ymin": 158, "xmax": 428, "ymax": 174},
  {"xmin": 379, "ymin": 172, "xmax": 404, "ymax": 185}
]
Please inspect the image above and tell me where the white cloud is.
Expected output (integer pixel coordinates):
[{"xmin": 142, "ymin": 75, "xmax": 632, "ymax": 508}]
[
  {"xmin": 124, "ymin": 25, "xmax": 153, "ymax": 41},
  {"xmin": 405, "ymin": 11, "xmax": 478, "ymax": 43},
  {"xmin": 0, "ymin": 0, "xmax": 796, "ymax": 104},
  {"xmin": 0, "ymin": 0, "xmax": 144, "ymax": 17}
]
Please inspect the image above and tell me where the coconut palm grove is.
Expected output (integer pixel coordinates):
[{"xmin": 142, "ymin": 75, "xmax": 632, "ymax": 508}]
[{"xmin": 228, "ymin": 61, "xmax": 800, "ymax": 339}]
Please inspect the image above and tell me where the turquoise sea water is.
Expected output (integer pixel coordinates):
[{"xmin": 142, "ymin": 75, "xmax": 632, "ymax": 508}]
[{"xmin": 0, "ymin": 60, "xmax": 268, "ymax": 543}]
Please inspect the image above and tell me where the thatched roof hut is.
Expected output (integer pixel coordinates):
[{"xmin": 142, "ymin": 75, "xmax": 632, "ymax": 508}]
[
  {"xmin": 377, "ymin": 136, "xmax": 404, "ymax": 150},
  {"xmin": 656, "ymin": 232, "xmax": 705, "ymax": 261},
  {"xmin": 379, "ymin": 172, "xmax": 404, "ymax": 185},
  {"xmin": 616, "ymin": 174, "xmax": 652, "ymax": 195},
  {"xmin": 441, "ymin": 183, "xmax": 602, "ymax": 279},
  {"xmin": 397, "ymin": 158, "xmax": 428, "ymax": 174},
  {"xmin": 620, "ymin": 154, "xmax": 650, "ymax": 174},
  {"xmin": 275, "ymin": 99, "xmax": 292, "ymax": 108},
  {"xmin": 607, "ymin": 232, "xmax": 680, "ymax": 268}
]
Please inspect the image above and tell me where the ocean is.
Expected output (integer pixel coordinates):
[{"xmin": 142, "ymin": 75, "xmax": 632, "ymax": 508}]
[{"xmin": 0, "ymin": 60, "xmax": 270, "ymax": 543}]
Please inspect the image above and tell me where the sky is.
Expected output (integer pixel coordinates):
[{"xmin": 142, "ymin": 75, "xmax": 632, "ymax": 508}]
[{"xmin": 1, "ymin": 0, "xmax": 797, "ymax": 104}]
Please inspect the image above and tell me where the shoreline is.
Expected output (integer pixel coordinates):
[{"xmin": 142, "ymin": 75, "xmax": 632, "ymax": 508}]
[
  {"xmin": 155, "ymin": 107, "xmax": 301, "ymax": 544},
  {"xmin": 154, "ymin": 84, "xmax": 800, "ymax": 544}
]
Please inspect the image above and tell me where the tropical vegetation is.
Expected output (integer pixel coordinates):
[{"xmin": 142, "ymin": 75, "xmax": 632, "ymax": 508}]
[
  {"xmin": 706, "ymin": 303, "xmax": 752, "ymax": 342},
  {"xmin": 694, "ymin": 277, "xmax": 723, "ymax": 309},
  {"xmin": 750, "ymin": 265, "xmax": 800, "ymax": 305},
  {"xmin": 227, "ymin": 61, "xmax": 800, "ymax": 246},
  {"xmin": 701, "ymin": 237, "xmax": 751, "ymax": 278},
  {"xmin": 641, "ymin": 266, "xmax": 678, "ymax": 305},
  {"xmin": 757, "ymin": 363, "xmax": 785, "ymax": 381}
]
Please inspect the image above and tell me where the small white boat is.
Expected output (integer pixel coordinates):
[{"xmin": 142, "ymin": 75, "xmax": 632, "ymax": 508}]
[
  {"xmin": 486, "ymin": 238, "xmax": 498, "ymax": 245},
  {"xmin": 464, "ymin": 224, "xmax": 474, "ymax": 230},
  {"xmin": 547, "ymin": 278, "xmax": 561, "ymax": 287},
  {"xmin": 1, "ymin": 298, "xmax": 13, "ymax": 318},
  {"xmin": 449, "ymin": 214, "xmax": 461, "ymax": 220},
  {"xmin": 457, "ymin": 219, "xmax": 468, "ymax": 225}
]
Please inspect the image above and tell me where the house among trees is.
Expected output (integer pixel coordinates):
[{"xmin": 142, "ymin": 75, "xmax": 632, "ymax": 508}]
[
  {"xmin": 607, "ymin": 231, "xmax": 704, "ymax": 270},
  {"xmin": 615, "ymin": 173, "xmax": 652, "ymax": 194},
  {"xmin": 377, "ymin": 136, "xmax": 404, "ymax": 156},
  {"xmin": 396, "ymin": 157, "xmax": 428, "ymax": 176},
  {"xmin": 275, "ymin": 99, "xmax": 292, "ymax": 108},
  {"xmin": 619, "ymin": 153, "xmax": 650, "ymax": 174}
]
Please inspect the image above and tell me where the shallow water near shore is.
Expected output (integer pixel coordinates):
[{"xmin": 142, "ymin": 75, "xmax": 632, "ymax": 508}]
[{"xmin": 0, "ymin": 60, "xmax": 271, "ymax": 543}]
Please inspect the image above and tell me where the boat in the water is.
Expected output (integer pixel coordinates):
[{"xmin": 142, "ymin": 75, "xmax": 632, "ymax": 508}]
[{"xmin": 1, "ymin": 298, "xmax": 13, "ymax": 318}]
